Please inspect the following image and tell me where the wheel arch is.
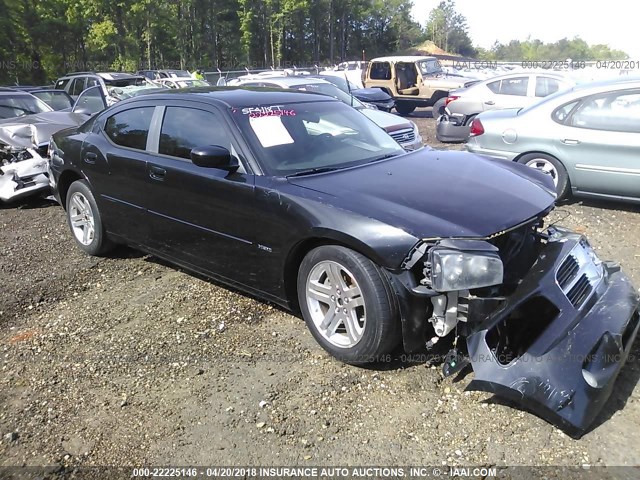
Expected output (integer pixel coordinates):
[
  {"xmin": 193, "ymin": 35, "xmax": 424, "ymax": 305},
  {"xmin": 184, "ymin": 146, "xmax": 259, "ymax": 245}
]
[
  {"xmin": 57, "ymin": 169, "xmax": 85, "ymax": 210},
  {"xmin": 513, "ymin": 150, "xmax": 571, "ymax": 173},
  {"xmin": 282, "ymin": 232, "xmax": 401, "ymax": 313}
]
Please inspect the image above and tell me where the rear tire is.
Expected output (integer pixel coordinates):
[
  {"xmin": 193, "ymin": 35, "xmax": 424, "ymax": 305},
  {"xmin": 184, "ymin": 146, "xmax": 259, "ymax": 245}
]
[
  {"xmin": 66, "ymin": 180, "xmax": 114, "ymax": 256},
  {"xmin": 432, "ymin": 98, "xmax": 446, "ymax": 117},
  {"xmin": 518, "ymin": 153, "xmax": 570, "ymax": 200},
  {"xmin": 395, "ymin": 102, "xmax": 416, "ymax": 115},
  {"xmin": 297, "ymin": 245, "xmax": 401, "ymax": 365}
]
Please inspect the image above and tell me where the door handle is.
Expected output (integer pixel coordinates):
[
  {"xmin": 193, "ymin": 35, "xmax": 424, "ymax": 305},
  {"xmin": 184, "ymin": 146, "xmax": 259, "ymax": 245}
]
[
  {"xmin": 561, "ymin": 138, "xmax": 580, "ymax": 145},
  {"xmin": 83, "ymin": 152, "xmax": 97, "ymax": 164},
  {"xmin": 484, "ymin": 101, "xmax": 495, "ymax": 105},
  {"xmin": 149, "ymin": 166, "xmax": 166, "ymax": 181}
]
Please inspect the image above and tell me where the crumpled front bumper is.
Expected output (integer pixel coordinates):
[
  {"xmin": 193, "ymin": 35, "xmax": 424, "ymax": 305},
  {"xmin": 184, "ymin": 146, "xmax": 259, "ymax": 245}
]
[
  {"xmin": 436, "ymin": 112, "xmax": 470, "ymax": 143},
  {"xmin": 0, "ymin": 150, "xmax": 49, "ymax": 202},
  {"xmin": 466, "ymin": 231, "xmax": 640, "ymax": 437}
]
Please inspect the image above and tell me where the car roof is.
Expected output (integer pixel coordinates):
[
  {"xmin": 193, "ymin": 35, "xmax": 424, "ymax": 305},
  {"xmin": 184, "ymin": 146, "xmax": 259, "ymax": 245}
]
[
  {"xmin": 116, "ymin": 86, "xmax": 338, "ymax": 109},
  {"xmin": 61, "ymin": 72, "xmax": 144, "ymax": 80},
  {"xmin": 239, "ymin": 77, "xmax": 330, "ymax": 87},
  {"xmin": 0, "ymin": 89, "xmax": 37, "ymax": 96},
  {"xmin": 538, "ymin": 76, "xmax": 640, "ymax": 101},
  {"xmin": 369, "ymin": 55, "xmax": 437, "ymax": 63}
]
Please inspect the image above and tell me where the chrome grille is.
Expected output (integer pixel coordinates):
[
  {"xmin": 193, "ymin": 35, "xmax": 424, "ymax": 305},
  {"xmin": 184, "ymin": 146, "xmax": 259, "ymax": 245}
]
[
  {"xmin": 390, "ymin": 128, "xmax": 415, "ymax": 144},
  {"xmin": 556, "ymin": 240, "xmax": 603, "ymax": 309},
  {"xmin": 556, "ymin": 255, "xmax": 580, "ymax": 289}
]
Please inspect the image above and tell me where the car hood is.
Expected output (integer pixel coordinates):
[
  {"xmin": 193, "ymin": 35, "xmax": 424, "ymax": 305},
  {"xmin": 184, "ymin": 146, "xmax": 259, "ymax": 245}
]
[
  {"xmin": 352, "ymin": 88, "xmax": 392, "ymax": 101},
  {"xmin": 0, "ymin": 111, "xmax": 88, "ymax": 148},
  {"xmin": 287, "ymin": 149, "xmax": 555, "ymax": 239},
  {"xmin": 360, "ymin": 109, "xmax": 412, "ymax": 131}
]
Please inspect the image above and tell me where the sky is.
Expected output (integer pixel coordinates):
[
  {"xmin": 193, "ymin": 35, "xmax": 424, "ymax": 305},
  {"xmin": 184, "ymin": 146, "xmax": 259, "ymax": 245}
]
[{"xmin": 411, "ymin": 0, "xmax": 639, "ymax": 58}]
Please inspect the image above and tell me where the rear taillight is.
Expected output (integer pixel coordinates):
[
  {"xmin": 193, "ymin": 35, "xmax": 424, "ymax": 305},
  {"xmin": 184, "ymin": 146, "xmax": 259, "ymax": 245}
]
[
  {"xmin": 469, "ymin": 118, "xmax": 485, "ymax": 137},
  {"xmin": 445, "ymin": 95, "xmax": 459, "ymax": 105}
]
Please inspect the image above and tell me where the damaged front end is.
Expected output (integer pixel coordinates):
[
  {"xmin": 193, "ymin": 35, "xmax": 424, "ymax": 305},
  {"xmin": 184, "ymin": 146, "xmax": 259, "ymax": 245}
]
[
  {"xmin": 0, "ymin": 124, "xmax": 50, "ymax": 202},
  {"xmin": 396, "ymin": 216, "xmax": 640, "ymax": 436}
]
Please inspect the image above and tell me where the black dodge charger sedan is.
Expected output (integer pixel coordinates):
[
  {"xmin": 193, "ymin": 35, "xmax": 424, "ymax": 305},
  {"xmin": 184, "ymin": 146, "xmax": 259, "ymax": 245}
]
[{"xmin": 48, "ymin": 87, "xmax": 639, "ymax": 436}]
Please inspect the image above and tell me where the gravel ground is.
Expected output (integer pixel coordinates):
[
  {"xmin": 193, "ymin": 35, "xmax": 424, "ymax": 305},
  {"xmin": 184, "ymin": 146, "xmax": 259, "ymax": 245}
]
[{"xmin": 1, "ymin": 111, "xmax": 639, "ymax": 474}]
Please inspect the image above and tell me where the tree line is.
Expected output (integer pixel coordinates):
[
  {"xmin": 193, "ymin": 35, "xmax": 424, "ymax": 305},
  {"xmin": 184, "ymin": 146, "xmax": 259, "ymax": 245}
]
[
  {"xmin": 0, "ymin": 0, "xmax": 424, "ymax": 84},
  {"xmin": 0, "ymin": 0, "xmax": 628, "ymax": 85}
]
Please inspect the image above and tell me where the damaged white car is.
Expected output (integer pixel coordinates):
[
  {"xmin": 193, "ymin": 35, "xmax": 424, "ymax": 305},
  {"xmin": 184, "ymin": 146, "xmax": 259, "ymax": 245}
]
[{"xmin": 0, "ymin": 88, "xmax": 105, "ymax": 202}]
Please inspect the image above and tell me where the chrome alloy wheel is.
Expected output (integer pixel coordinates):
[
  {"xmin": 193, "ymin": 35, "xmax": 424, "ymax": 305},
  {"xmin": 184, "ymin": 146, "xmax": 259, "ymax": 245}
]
[
  {"xmin": 305, "ymin": 260, "xmax": 366, "ymax": 348},
  {"xmin": 525, "ymin": 158, "xmax": 559, "ymax": 186},
  {"xmin": 69, "ymin": 191, "xmax": 95, "ymax": 245}
]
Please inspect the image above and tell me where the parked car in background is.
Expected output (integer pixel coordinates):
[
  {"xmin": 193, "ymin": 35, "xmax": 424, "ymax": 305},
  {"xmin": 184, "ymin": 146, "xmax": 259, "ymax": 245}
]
[
  {"xmin": 230, "ymin": 76, "xmax": 423, "ymax": 151},
  {"xmin": 466, "ymin": 78, "xmax": 640, "ymax": 202},
  {"xmin": 7, "ymin": 86, "xmax": 74, "ymax": 111},
  {"xmin": 137, "ymin": 69, "xmax": 193, "ymax": 80},
  {"xmin": 0, "ymin": 88, "xmax": 53, "ymax": 119},
  {"xmin": 363, "ymin": 56, "xmax": 472, "ymax": 115},
  {"xmin": 323, "ymin": 61, "xmax": 367, "ymax": 88},
  {"xmin": 0, "ymin": 87, "xmax": 100, "ymax": 202},
  {"xmin": 29, "ymin": 90, "xmax": 75, "ymax": 111},
  {"xmin": 156, "ymin": 78, "xmax": 211, "ymax": 89},
  {"xmin": 54, "ymin": 72, "xmax": 151, "ymax": 101},
  {"xmin": 437, "ymin": 72, "xmax": 575, "ymax": 142},
  {"xmin": 48, "ymin": 87, "xmax": 639, "ymax": 437},
  {"xmin": 310, "ymin": 74, "xmax": 395, "ymax": 112}
]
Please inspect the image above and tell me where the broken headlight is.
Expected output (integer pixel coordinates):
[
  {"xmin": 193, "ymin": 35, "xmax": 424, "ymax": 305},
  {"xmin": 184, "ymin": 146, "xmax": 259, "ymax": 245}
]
[{"xmin": 430, "ymin": 242, "xmax": 503, "ymax": 292}]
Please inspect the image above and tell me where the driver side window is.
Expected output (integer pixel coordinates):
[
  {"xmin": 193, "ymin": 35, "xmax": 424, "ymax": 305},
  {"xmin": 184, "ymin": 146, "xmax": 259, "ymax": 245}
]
[{"xmin": 159, "ymin": 107, "xmax": 242, "ymax": 167}]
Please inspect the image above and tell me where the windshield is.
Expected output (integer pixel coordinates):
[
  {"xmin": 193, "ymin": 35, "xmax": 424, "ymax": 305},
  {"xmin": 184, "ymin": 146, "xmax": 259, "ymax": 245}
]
[
  {"xmin": 165, "ymin": 70, "xmax": 192, "ymax": 78},
  {"xmin": 103, "ymin": 77, "xmax": 150, "ymax": 88},
  {"xmin": 417, "ymin": 59, "xmax": 443, "ymax": 76},
  {"xmin": 316, "ymin": 75, "xmax": 359, "ymax": 93},
  {"xmin": 0, "ymin": 94, "xmax": 52, "ymax": 119},
  {"xmin": 173, "ymin": 79, "xmax": 209, "ymax": 88},
  {"xmin": 518, "ymin": 85, "xmax": 578, "ymax": 115},
  {"xmin": 233, "ymin": 101, "xmax": 403, "ymax": 176},
  {"xmin": 289, "ymin": 83, "xmax": 365, "ymax": 109},
  {"xmin": 32, "ymin": 91, "xmax": 73, "ymax": 111}
]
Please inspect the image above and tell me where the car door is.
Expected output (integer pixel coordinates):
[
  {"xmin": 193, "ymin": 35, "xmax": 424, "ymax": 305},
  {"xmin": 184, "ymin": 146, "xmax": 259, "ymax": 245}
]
[
  {"xmin": 68, "ymin": 77, "xmax": 86, "ymax": 100},
  {"xmin": 553, "ymin": 89, "xmax": 640, "ymax": 198},
  {"xmin": 142, "ymin": 102, "xmax": 257, "ymax": 282},
  {"xmin": 533, "ymin": 75, "xmax": 566, "ymax": 100},
  {"xmin": 80, "ymin": 103, "xmax": 159, "ymax": 243},
  {"xmin": 484, "ymin": 75, "xmax": 530, "ymax": 110}
]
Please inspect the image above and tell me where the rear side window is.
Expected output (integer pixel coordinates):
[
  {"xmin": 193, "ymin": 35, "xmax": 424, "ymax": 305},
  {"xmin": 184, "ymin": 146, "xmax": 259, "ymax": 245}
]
[
  {"xmin": 552, "ymin": 100, "xmax": 579, "ymax": 124},
  {"xmin": 70, "ymin": 78, "xmax": 86, "ymax": 96},
  {"xmin": 159, "ymin": 107, "xmax": 229, "ymax": 160},
  {"xmin": 487, "ymin": 77, "xmax": 529, "ymax": 96},
  {"xmin": 369, "ymin": 62, "xmax": 391, "ymax": 80},
  {"xmin": 86, "ymin": 77, "xmax": 99, "ymax": 88},
  {"xmin": 104, "ymin": 107, "xmax": 155, "ymax": 150},
  {"xmin": 569, "ymin": 90, "xmax": 640, "ymax": 133},
  {"xmin": 535, "ymin": 77, "xmax": 561, "ymax": 97},
  {"xmin": 55, "ymin": 79, "xmax": 70, "ymax": 90}
]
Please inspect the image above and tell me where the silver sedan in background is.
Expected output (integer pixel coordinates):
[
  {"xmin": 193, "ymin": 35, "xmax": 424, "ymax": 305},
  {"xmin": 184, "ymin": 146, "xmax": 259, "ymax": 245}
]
[
  {"xmin": 466, "ymin": 78, "xmax": 640, "ymax": 203},
  {"xmin": 437, "ymin": 72, "xmax": 574, "ymax": 142}
]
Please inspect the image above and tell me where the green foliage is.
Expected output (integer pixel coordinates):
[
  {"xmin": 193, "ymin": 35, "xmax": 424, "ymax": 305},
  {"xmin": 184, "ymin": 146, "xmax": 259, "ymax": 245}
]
[
  {"xmin": 478, "ymin": 37, "xmax": 629, "ymax": 62},
  {"xmin": 4, "ymin": 0, "xmax": 627, "ymax": 84},
  {"xmin": 425, "ymin": 0, "xmax": 475, "ymax": 57},
  {"xmin": 0, "ymin": 0, "xmax": 425, "ymax": 84}
]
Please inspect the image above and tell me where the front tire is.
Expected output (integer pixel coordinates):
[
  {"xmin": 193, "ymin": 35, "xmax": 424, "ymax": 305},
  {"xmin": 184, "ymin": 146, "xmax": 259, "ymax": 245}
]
[
  {"xmin": 297, "ymin": 245, "xmax": 401, "ymax": 364},
  {"xmin": 66, "ymin": 180, "xmax": 114, "ymax": 256},
  {"xmin": 518, "ymin": 153, "xmax": 570, "ymax": 199}
]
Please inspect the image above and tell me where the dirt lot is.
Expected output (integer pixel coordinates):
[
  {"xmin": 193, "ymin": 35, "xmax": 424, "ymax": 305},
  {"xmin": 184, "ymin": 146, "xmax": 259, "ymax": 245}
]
[{"xmin": 1, "ymin": 112, "xmax": 640, "ymax": 474}]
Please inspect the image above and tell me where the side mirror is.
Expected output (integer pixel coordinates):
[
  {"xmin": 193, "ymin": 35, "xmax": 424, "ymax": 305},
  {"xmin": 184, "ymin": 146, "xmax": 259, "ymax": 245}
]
[
  {"xmin": 74, "ymin": 107, "xmax": 93, "ymax": 116},
  {"xmin": 190, "ymin": 145, "xmax": 238, "ymax": 171}
]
